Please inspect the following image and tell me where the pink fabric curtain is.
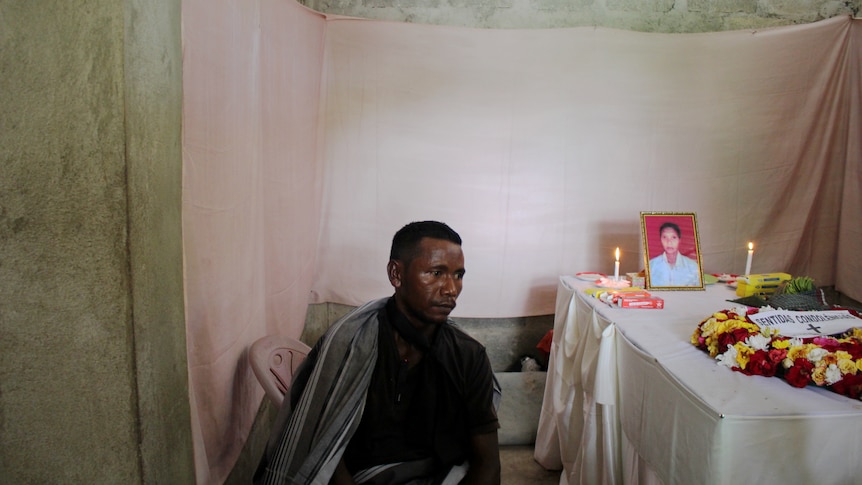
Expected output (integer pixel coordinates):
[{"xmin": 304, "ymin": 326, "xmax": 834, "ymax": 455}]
[
  {"xmin": 182, "ymin": 2, "xmax": 860, "ymax": 480},
  {"xmin": 312, "ymin": 15, "xmax": 861, "ymax": 317},
  {"xmin": 182, "ymin": 1, "xmax": 325, "ymax": 482},
  {"xmin": 837, "ymin": 20, "xmax": 862, "ymax": 297}
]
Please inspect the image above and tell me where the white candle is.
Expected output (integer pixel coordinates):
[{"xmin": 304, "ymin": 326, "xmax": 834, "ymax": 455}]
[
  {"xmin": 745, "ymin": 242, "xmax": 753, "ymax": 275},
  {"xmin": 614, "ymin": 247, "xmax": 620, "ymax": 280}
]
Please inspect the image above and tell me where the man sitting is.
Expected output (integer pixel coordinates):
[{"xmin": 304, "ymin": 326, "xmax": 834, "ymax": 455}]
[{"xmin": 255, "ymin": 221, "xmax": 501, "ymax": 485}]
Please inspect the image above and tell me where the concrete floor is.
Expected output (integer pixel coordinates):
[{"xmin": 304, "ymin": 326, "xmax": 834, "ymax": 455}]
[{"xmin": 500, "ymin": 445, "xmax": 560, "ymax": 485}]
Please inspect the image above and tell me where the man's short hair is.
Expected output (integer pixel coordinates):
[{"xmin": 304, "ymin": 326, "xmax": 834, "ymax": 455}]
[
  {"xmin": 659, "ymin": 222, "xmax": 682, "ymax": 238},
  {"xmin": 390, "ymin": 221, "xmax": 462, "ymax": 263}
]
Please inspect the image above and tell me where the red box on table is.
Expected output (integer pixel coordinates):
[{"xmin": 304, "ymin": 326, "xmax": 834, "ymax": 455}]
[{"xmin": 617, "ymin": 296, "xmax": 665, "ymax": 309}]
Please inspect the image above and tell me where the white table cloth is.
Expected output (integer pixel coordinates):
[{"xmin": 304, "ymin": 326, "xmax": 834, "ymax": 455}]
[{"xmin": 535, "ymin": 275, "xmax": 862, "ymax": 485}]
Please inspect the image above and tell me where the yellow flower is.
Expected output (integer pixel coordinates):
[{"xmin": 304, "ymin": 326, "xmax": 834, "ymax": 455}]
[
  {"xmin": 787, "ymin": 344, "xmax": 811, "ymax": 362},
  {"xmin": 728, "ymin": 319, "xmax": 760, "ymax": 334},
  {"xmin": 772, "ymin": 339, "xmax": 790, "ymax": 350},
  {"xmin": 811, "ymin": 363, "xmax": 828, "ymax": 386},
  {"xmin": 707, "ymin": 340, "xmax": 720, "ymax": 357},
  {"xmin": 700, "ymin": 318, "xmax": 720, "ymax": 338},
  {"xmin": 856, "ymin": 359, "xmax": 862, "ymax": 373},
  {"xmin": 713, "ymin": 312, "xmax": 729, "ymax": 321},
  {"xmin": 835, "ymin": 350, "xmax": 853, "ymax": 361},
  {"xmin": 733, "ymin": 342, "xmax": 754, "ymax": 369},
  {"xmin": 838, "ymin": 359, "xmax": 857, "ymax": 375}
]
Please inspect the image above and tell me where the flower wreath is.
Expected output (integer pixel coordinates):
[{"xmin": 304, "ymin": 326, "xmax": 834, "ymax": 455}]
[{"xmin": 691, "ymin": 306, "xmax": 862, "ymax": 399}]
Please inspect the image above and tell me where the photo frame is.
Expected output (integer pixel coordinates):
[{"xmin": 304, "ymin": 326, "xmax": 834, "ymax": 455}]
[{"xmin": 640, "ymin": 212, "xmax": 704, "ymax": 290}]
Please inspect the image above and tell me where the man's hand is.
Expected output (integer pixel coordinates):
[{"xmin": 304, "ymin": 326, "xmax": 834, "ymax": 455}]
[
  {"xmin": 460, "ymin": 431, "xmax": 500, "ymax": 485},
  {"xmin": 328, "ymin": 458, "xmax": 356, "ymax": 485}
]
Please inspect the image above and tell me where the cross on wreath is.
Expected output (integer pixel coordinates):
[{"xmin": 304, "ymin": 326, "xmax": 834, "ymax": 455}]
[{"xmin": 806, "ymin": 323, "xmax": 822, "ymax": 333}]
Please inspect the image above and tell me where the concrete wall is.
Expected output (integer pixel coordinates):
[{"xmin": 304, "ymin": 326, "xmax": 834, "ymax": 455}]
[
  {"xmin": 301, "ymin": 0, "xmax": 858, "ymax": 31},
  {"xmin": 301, "ymin": 303, "xmax": 554, "ymax": 372},
  {"xmin": 0, "ymin": 1, "xmax": 193, "ymax": 483}
]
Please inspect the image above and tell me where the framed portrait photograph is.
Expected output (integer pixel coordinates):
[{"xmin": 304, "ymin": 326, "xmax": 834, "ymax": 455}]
[{"xmin": 640, "ymin": 212, "xmax": 704, "ymax": 290}]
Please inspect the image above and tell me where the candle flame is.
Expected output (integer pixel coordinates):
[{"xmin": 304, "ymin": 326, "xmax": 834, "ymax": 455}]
[
  {"xmin": 615, "ymin": 247, "xmax": 620, "ymax": 261},
  {"xmin": 748, "ymin": 242, "xmax": 754, "ymax": 251}
]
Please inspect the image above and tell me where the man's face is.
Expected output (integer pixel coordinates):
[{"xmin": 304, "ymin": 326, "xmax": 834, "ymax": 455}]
[
  {"xmin": 660, "ymin": 227, "xmax": 680, "ymax": 256},
  {"xmin": 389, "ymin": 237, "xmax": 465, "ymax": 326}
]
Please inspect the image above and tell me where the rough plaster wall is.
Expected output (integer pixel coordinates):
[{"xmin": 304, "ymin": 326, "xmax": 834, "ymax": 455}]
[
  {"xmin": 0, "ymin": 2, "xmax": 139, "ymax": 482},
  {"xmin": 0, "ymin": 1, "xmax": 192, "ymax": 483},
  {"xmin": 125, "ymin": 0, "xmax": 195, "ymax": 483},
  {"xmin": 301, "ymin": 0, "xmax": 859, "ymax": 31}
]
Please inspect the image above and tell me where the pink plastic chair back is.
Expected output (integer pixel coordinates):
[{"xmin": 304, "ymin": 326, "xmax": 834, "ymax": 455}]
[{"xmin": 249, "ymin": 335, "xmax": 311, "ymax": 407}]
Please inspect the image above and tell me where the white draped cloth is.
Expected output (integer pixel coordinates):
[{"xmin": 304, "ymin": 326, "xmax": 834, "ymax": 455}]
[
  {"xmin": 536, "ymin": 276, "xmax": 862, "ymax": 484},
  {"xmin": 181, "ymin": 1, "xmax": 862, "ymax": 480}
]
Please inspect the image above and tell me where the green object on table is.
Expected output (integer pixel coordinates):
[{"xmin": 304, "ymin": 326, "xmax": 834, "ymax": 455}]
[
  {"xmin": 784, "ymin": 276, "xmax": 815, "ymax": 294},
  {"xmin": 728, "ymin": 295, "xmax": 768, "ymax": 307}
]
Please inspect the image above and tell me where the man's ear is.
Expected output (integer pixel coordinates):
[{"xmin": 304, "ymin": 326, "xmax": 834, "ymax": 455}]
[{"xmin": 387, "ymin": 260, "xmax": 403, "ymax": 288}]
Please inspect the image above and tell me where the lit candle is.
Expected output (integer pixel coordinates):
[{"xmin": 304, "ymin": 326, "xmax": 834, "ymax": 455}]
[
  {"xmin": 745, "ymin": 242, "xmax": 753, "ymax": 275},
  {"xmin": 614, "ymin": 247, "xmax": 620, "ymax": 280}
]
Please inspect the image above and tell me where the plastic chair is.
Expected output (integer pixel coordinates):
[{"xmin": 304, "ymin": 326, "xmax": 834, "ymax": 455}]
[{"xmin": 249, "ymin": 334, "xmax": 311, "ymax": 407}]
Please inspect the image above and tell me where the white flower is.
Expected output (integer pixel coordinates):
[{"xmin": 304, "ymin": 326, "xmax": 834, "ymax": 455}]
[
  {"xmin": 808, "ymin": 347, "xmax": 829, "ymax": 363},
  {"xmin": 826, "ymin": 364, "xmax": 842, "ymax": 385},
  {"xmin": 717, "ymin": 345, "xmax": 738, "ymax": 369},
  {"xmin": 746, "ymin": 334, "xmax": 771, "ymax": 351},
  {"xmin": 730, "ymin": 307, "xmax": 750, "ymax": 318}
]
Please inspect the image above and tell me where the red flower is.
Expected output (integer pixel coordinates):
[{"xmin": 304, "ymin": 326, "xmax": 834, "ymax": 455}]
[
  {"xmin": 717, "ymin": 328, "xmax": 756, "ymax": 351},
  {"xmin": 839, "ymin": 338, "xmax": 862, "ymax": 359},
  {"xmin": 768, "ymin": 348, "xmax": 788, "ymax": 364},
  {"xmin": 743, "ymin": 349, "xmax": 786, "ymax": 377},
  {"xmin": 831, "ymin": 373, "xmax": 862, "ymax": 399},
  {"xmin": 784, "ymin": 358, "xmax": 815, "ymax": 388}
]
